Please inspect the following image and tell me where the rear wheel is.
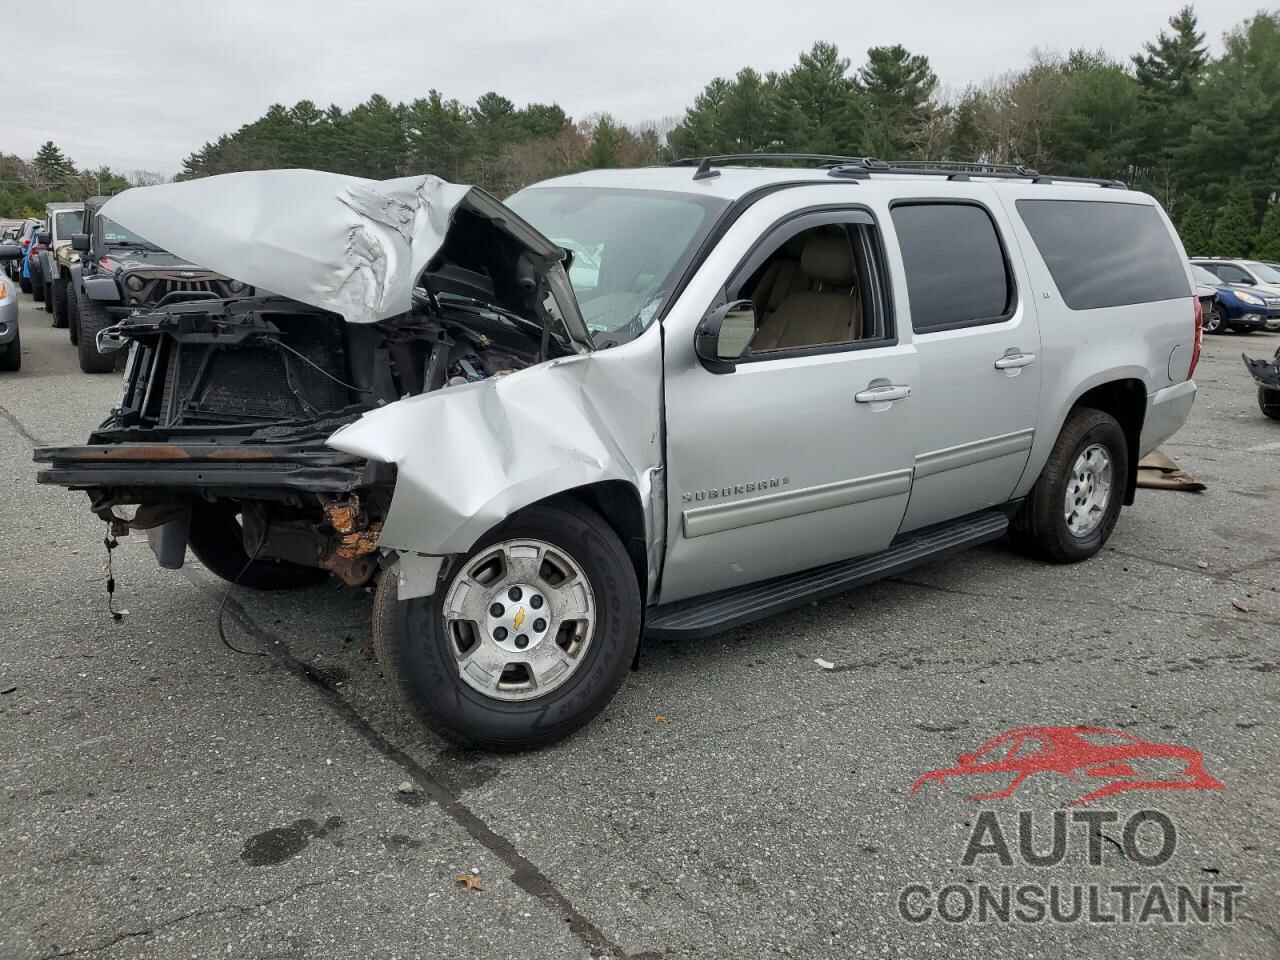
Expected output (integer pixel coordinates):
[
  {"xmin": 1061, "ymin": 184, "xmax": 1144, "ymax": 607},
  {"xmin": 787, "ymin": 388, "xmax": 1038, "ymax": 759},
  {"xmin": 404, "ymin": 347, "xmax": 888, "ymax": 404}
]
[
  {"xmin": 31, "ymin": 276, "xmax": 44, "ymax": 302},
  {"xmin": 373, "ymin": 501, "xmax": 641, "ymax": 750},
  {"xmin": 76, "ymin": 295, "xmax": 116, "ymax": 373},
  {"xmin": 187, "ymin": 503, "xmax": 329, "ymax": 590},
  {"xmin": 50, "ymin": 277, "xmax": 68, "ymax": 328},
  {"xmin": 19, "ymin": 275, "xmax": 31, "ymax": 294},
  {"xmin": 67, "ymin": 281, "xmax": 80, "ymax": 344},
  {"xmin": 0, "ymin": 329, "xmax": 20, "ymax": 372},
  {"xmin": 1260, "ymin": 387, "xmax": 1280, "ymax": 421},
  {"xmin": 1010, "ymin": 408, "xmax": 1128, "ymax": 564}
]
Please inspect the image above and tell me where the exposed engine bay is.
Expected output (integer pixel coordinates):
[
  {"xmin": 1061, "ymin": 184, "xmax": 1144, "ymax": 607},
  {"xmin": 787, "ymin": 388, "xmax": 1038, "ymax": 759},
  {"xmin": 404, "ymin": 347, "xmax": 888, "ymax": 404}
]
[{"xmin": 37, "ymin": 196, "xmax": 584, "ymax": 589}]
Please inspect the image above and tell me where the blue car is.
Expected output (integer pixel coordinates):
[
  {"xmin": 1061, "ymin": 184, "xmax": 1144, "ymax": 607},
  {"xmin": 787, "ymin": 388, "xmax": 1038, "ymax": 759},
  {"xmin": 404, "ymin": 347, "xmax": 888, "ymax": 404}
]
[{"xmin": 1191, "ymin": 263, "xmax": 1280, "ymax": 334}]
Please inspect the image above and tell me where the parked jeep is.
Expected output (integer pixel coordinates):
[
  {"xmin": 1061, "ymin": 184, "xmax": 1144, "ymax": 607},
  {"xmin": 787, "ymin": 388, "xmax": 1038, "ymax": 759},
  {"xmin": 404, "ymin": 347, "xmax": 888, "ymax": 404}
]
[
  {"xmin": 34, "ymin": 160, "xmax": 1201, "ymax": 749},
  {"xmin": 69, "ymin": 202, "xmax": 245, "ymax": 372},
  {"xmin": 40, "ymin": 201, "xmax": 84, "ymax": 326}
]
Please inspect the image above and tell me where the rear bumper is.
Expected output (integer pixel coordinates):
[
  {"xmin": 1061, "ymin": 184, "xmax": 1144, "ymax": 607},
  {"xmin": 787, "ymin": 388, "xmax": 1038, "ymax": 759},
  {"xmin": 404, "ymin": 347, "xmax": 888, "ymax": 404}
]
[
  {"xmin": 1139, "ymin": 380, "xmax": 1197, "ymax": 457},
  {"xmin": 33, "ymin": 442, "xmax": 381, "ymax": 494}
]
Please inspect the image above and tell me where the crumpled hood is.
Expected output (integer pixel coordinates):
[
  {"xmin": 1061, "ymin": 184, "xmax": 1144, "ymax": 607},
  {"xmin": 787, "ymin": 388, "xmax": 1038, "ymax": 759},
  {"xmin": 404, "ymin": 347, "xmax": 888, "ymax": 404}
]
[{"xmin": 100, "ymin": 170, "xmax": 571, "ymax": 326}]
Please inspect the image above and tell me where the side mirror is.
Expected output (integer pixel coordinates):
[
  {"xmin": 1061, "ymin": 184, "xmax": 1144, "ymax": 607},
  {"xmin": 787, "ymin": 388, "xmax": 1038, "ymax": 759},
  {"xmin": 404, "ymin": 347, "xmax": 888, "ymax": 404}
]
[
  {"xmin": 36, "ymin": 231, "xmax": 51, "ymax": 245},
  {"xmin": 71, "ymin": 233, "xmax": 90, "ymax": 252},
  {"xmin": 0, "ymin": 242, "xmax": 22, "ymax": 262},
  {"xmin": 694, "ymin": 299, "xmax": 757, "ymax": 374}
]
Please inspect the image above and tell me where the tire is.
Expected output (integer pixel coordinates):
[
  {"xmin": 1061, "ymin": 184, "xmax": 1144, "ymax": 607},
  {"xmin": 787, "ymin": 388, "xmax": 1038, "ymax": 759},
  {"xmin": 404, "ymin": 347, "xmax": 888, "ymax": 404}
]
[
  {"xmin": 76, "ymin": 295, "xmax": 116, "ymax": 373},
  {"xmin": 1205, "ymin": 304, "xmax": 1224, "ymax": 334},
  {"xmin": 1260, "ymin": 387, "xmax": 1280, "ymax": 421},
  {"xmin": 1010, "ymin": 407, "xmax": 1129, "ymax": 564},
  {"xmin": 373, "ymin": 501, "xmax": 642, "ymax": 750},
  {"xmin": 0, "ymin": 329, "xmax": 19, "ymax": 372},
  {"xmin": 43, "ymin": 283, "xmax": 53, "ymax": 313},
  {"xmin": 50, "ymin": 277, "xmax": 68, "ymax": 328},
  {"xmin": 187, "ymin": 503, "xmax": 329, "ymax": 590},
  {"xmin": 67, "ymin": 281, "xmax": 80, "ymax": 345},
  {"xmin": 31, "ymin": 275, "xmax": 43, "ymax": 302},
  {"xmin": 19, "ymin": 275, "xmax": 31, "ymax": 294}
]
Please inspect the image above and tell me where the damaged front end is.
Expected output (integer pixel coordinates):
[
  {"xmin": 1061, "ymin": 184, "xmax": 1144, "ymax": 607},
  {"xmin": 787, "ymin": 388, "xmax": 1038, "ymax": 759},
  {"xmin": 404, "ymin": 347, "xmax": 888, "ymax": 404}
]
[
  {"xmin": 33, "ymin": 170, "xmax": 623, "ymax": 591},
  {"xmin": 1243, "ymin": 347, "xmax": 1280, "ymax": 420}
]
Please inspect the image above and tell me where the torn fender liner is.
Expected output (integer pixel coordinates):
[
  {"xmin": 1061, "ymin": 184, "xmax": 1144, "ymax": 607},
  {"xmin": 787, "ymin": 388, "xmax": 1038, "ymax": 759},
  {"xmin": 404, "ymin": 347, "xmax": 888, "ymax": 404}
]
[
  {"xmin": 100, "ymin": 170, "xmax": 584, "ymax": 338},
  {"xmin": 1243, "ymin": 350, "xmax": 1280, "ymax": 390},
  {"xmin": 326, "ymin": 330, "xmax": 664, "ymax": 569}
]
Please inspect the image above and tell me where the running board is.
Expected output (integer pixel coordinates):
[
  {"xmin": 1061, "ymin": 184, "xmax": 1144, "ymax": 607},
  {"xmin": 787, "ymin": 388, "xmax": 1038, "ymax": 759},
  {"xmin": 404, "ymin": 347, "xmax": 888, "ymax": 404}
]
[{"xmin": 645, "ymin": 509, "xmax": 1010, "ymax": 639}]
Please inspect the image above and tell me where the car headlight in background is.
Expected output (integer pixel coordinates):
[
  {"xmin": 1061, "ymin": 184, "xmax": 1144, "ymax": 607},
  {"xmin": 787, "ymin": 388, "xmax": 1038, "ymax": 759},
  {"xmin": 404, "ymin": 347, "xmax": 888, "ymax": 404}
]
[
  {"xmin": 125, "ymin": 275, "xmax": 145, "ymax": 292},
  {"xmin": 227, "ymin": 279, "xmax": 245, "ymax": 294},
  {"xmin": 0, "ymin": 280, "xmax": 7, "ymax": 297},
  {"xmin": 1236, "ymin": 290, "xmax": 1265, "ymax": 307}
]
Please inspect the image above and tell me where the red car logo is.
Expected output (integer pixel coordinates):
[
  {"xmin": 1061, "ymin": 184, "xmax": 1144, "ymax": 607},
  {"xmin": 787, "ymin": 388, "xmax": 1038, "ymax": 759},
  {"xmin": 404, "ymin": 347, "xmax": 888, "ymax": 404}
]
[{"xmin": 910, "ymin": 726, "xmax": 1225, "ymax": 807}]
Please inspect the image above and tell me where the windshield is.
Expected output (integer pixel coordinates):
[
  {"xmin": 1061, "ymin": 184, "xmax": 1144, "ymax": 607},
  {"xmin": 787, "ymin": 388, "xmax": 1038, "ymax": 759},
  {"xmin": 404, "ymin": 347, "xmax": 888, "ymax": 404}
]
[
  {"xmin": 54, "ymin": 211, "xmax": 81, "ymax": 240},
  {"xmin": 505, "ymin": 186, "xmax": 728, "ymax": 343},
  {"xmin": 1191, "ymin": 265, "xmax": 1221, "ymax": 286},
  {"xmin": 100, "ymin": 217, "xmax": 156, "ymax": 248},
  {"xmin": 1243, "ymin": 261, "xmax": 1280, "ymax": 283}
]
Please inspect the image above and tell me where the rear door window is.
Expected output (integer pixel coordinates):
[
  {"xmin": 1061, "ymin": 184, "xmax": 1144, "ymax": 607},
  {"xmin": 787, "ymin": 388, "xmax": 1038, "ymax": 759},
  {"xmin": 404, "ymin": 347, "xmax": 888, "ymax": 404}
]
[
  {"xmin": 1017, "ymin": 200, "xmax": 1189, "ymax": 310},
  {"xmin": 891, "ymin": 202, "xmax": 1014, "ymax": 333}
]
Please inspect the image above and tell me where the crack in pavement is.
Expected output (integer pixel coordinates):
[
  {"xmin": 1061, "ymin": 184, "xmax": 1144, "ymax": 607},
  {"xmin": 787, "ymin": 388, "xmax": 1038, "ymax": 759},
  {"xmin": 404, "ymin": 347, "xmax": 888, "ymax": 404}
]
[
  {"xmin": 0, "ymin": 402, "xmax": 46, "ymax": 448},
  {"xmin": 1106, "ymin": 545, "xmax": 1280, "ymax": 584},
  {"xmin": 36, "ymin": 876, "xmax": 350, "ymax": 959},
  {"xmin": 187, "ymin": 572, "xmax": 638, "ymax": 960}
]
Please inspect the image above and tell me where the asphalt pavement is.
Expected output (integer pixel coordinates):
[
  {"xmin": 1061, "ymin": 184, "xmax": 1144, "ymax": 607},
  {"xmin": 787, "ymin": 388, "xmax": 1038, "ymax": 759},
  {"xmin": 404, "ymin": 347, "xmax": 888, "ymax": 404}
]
[{"xmin": 1, "ymin": 294, "xmax": 1277, "ymax": 959}]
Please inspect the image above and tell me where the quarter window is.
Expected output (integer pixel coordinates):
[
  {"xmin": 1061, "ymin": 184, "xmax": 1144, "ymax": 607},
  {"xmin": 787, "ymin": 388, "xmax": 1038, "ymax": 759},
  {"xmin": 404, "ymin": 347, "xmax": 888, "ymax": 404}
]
[
  {"xmin": 891, "ymin": 203, "xmax": 1014, "ymax": 333},
  {"xmin": 1018, "ymin": 199, "xmax": 1190, "ymax": 309}
]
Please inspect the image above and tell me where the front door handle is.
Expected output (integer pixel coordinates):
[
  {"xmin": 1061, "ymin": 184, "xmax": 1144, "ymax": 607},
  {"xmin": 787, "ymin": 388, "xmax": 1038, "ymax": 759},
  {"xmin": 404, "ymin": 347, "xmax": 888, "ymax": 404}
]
[
  {"xmin": 854, "ymin": 383, "xmax": 911, "ymax": 406},
  {"xmin": 994, "ymin": 352, "xmax": 1036, "ymax": 370}
]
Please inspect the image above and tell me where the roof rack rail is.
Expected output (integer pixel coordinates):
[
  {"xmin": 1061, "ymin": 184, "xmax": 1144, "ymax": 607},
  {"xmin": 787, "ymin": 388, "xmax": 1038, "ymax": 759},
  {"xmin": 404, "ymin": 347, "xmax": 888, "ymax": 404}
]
[{"xmin": 671, "ymin": 154, "xmax": 1127, "ymax": 189}]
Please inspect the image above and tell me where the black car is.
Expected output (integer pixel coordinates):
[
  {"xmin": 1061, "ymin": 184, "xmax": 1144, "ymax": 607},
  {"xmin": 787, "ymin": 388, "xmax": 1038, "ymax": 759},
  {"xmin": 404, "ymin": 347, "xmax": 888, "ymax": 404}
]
[{"xmin": 69, "ymin": 200, "xmax": 246, "ymax": 373}]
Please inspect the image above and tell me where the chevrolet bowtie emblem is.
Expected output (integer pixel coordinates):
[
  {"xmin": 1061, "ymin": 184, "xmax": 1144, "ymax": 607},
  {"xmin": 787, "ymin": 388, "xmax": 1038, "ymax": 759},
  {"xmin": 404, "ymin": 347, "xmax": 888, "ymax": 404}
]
[{"xmin": 513, "ymin": 607, "xmax": 526, "ymax": 629}]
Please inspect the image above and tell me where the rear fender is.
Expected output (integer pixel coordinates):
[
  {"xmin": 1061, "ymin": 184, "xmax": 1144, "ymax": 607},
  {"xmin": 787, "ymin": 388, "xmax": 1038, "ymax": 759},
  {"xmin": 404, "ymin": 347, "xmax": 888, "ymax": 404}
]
[{"xmin": 326, "ymin": 331, "xmax": 665, "ymax": 598}]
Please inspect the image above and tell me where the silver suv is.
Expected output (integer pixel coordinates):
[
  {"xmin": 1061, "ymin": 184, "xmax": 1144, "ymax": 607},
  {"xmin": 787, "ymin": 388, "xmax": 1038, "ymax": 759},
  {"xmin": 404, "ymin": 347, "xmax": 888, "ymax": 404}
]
[{"xmin": 35, "ymin": 159, "xmax": 1201, "ymax": 749}]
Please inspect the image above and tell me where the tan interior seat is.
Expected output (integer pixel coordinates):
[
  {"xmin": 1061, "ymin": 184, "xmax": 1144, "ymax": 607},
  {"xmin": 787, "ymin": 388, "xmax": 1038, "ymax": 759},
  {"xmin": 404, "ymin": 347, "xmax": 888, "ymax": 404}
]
[{"xmin": 750, "ymin": 234, "xmax": 862, "ymax": 351}]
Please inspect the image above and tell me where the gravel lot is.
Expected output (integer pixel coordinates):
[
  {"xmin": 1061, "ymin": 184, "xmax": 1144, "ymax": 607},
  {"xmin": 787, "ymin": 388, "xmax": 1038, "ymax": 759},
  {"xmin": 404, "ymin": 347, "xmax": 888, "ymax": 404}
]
[{"xmin": 1, "ymin": 294, "xmax": 1277, "ymax": 959}]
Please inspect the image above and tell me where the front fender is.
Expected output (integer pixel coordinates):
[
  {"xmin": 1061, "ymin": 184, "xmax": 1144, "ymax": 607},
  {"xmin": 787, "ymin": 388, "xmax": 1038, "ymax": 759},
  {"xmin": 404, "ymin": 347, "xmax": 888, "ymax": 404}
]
[{"xmin": 327, "ymin": 333, "xmax": 664, "ymax": 566}]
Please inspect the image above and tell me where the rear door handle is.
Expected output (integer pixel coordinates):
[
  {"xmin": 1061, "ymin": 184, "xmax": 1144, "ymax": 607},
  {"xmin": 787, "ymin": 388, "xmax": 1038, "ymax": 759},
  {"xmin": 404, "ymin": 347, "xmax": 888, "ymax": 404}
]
[
  {"xmin": 994, "ymin": 352, "xmax": 1036, "ymax": 370},
  {"xmin": 854, "ymin": 383, "xmax": 911, "ymax": 404}
]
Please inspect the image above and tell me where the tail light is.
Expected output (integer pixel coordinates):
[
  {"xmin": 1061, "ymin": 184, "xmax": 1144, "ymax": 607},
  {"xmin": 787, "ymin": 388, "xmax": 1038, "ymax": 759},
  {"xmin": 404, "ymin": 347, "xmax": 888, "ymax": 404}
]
[{"xmin": 1188, "ymin": 297, "xmax": 1203, "ymax": 380}]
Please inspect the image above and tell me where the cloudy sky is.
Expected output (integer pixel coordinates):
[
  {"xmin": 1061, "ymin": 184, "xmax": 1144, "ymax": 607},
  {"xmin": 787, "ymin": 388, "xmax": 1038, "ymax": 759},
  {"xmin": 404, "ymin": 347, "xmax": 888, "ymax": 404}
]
[{"xmin": 7, "ymin": 0, "xmax": 1263, "ymax": 175}]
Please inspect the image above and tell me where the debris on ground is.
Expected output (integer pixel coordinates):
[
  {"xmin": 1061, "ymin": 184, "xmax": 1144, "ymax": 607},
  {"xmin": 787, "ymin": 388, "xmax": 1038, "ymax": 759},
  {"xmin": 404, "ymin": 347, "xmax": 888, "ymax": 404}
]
[
  {"xmin": 1231, "ymin": 599, "xmax": 1251, "ymax": 613},
  {"xmin": 0, "ymin": 684, "xmax": 16, "ymax": 695},
  {"xmin": 456, "ymin": 870, "xmax": 483, "ymax": 891},
  {"xmin": 1136, "ymin": 450, "xmax": 1206, "ymax": 492},
  {"xmin": 397, "ymin": 780, "xmax": 416, "ymax": 794},
  {"xmin": 655, "ymin": 715, "xmax": 671, "ymax": 724},
  {"xmin": 814, "ymin": 658, "xmax": 836, "ymax": 671}
]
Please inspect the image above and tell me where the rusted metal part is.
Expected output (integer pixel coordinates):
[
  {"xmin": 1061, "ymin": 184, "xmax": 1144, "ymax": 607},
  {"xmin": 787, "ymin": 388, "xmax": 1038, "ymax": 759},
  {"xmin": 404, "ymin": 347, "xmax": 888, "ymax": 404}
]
[
  {"xmin": 323, "ymin": 495, "xmax": 383, "ymax": 559},
  {"xmin": 317, "ymin": 495, "xmax": 382, "ymax": 586}
]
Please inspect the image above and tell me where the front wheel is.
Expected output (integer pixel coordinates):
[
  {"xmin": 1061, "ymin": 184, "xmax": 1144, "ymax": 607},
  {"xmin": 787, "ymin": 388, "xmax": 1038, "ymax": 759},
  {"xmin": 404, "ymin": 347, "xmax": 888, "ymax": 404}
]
[
  {"xmin": 1205, "ymin": 304, "xmax": 1224, "ymax": 334},
  {"xmin": 1260, "ymin": 387, "xmax": 1280, "ymax": 421},
  {"xmin": 1010, "ymin": 408, "xmax": 1129, "ymax": 564},
  {"xmin": 187, "ymin": 503, "xmax": 329, "ymax": 590},
  {"xmin": 0, "ymin": 329, "xmax": 20, "ymax": 372},
  {"xmin": 76, "ymin": 295, "xmax": 116, "ymax": 373},
  {"xmin": 373, "ymin": 501, "xmax": 641, "ymax": 750}
]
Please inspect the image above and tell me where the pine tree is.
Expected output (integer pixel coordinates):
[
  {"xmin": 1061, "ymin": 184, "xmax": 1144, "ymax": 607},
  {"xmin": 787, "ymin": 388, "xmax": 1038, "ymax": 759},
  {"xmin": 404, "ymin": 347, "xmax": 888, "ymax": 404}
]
[
  {"xmin": 779, "ymin": 42, "xmax": 861, "ymax": 154},
  {"xmin": 33, "ymin": 141, "xmax": 74, "ymax": 185},
  {"xmin": 857, "ymin": 45, "xmax": 938, "ymax": 158},
  {"xmin": 1210, "ymin": 186, "xmax": 1257, "ymax": 257},
  {"xmin": 1176, "ymin": 199, "xmax": 1213, "ymax": 256},
  {"xmin": 1133, "ymin": 6, "xmax": 1208, "ymax": 97},
  {"xmin": 1253, "ymin": 203, "xmax": 1280, "ymax": 262}
]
